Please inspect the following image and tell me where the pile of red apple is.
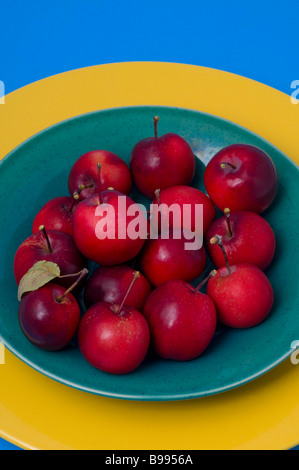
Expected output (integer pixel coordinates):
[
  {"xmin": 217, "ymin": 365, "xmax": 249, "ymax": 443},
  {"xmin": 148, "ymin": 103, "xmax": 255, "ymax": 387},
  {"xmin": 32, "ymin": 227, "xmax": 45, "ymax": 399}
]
[{"xmin": 13, "ymin": 116, "xmax": 278, "ymax": 375}]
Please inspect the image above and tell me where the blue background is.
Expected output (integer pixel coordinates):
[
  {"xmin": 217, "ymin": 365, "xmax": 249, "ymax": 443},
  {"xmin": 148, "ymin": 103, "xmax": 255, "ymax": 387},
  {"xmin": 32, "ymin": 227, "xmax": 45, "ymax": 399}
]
[{"xmin": 0, "ymin": 0, "xmax": 298, "ymax": 450}]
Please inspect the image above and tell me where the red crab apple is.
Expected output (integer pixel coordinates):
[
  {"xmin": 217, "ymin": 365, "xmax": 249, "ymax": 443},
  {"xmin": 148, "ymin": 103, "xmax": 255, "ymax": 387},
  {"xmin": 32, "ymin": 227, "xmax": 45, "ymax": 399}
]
[
  {"xmin": 18, "ymin": 269, "xmax": 88, "ymax": 351},
  {"xmin": 32, "ymin": 195, "xmax": 79, "ymax": 237},
  {"xmin": 78, "ymin": 271, "xmax": 150, "ymax": 374},
  {"xmin": 150, "ymin": 186, "xmax": 216, "ymax": 237},
  {"xmin": 204, "ymin": 144, "xmax": 278, "ymax": 213},
  {"xmin": 139, "ymin": 228, "xmax": 206, "ymax": 287},
  {"xmin": 206, "ymin": 235, "xmax": 274, "ymax": 328},
  {"xmin": 68, "ymin": 149, "xmax": 132, "ymax": 200},
  {"xmin": 206, "ymin": 208, "xmax": 276, "ymax": 271},
  {"xmin": 13, "ymin": 225, "xmax": 87, "ymax": 290},
  {"xmin": 130, "ymin": 116, "xmax": 196, "ymax": 199},
  {"xmin": 143, "ymin": 272, "xmax": 217, "ymax": 361},
  {"xmin": 84, "ymin": 264, "xmax": 152, "ymax": 309},
  {"xmin": 72, "ymin": 167, "xmax": 147, "ymax": 265}
]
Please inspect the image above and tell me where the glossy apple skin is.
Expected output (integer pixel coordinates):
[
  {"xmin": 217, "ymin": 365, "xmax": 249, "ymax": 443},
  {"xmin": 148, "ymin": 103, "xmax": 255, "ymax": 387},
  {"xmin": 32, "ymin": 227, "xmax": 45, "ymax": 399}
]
[
  {"xmin": 130, "ymin": 133, "xmax": 195, "ymax": 199},
  {"xmin": 84, "ymin": 264, "xmax": 152, "ymax": 309},
  {"xmin": 204, "ymin": 144, "xmax": 278, "ymax": 213},
  {"xmin": 139, "ymin": 229, "xmax": 206, "ymax": 287},
  {"xmin": 18, "ymin": 283, "xmax": 80, "ymax": 351},
  {"xmin": 207, "ymin": 264, "xmax": 274, "ymax": 329},
  {"xmin": 150, "ymin": 185, "xmax": 216, "ymax": 236},
  {"xmin": 68, "ymin": 150, "xmax": 132, "ymax": 200},
  {"xmin": 72, "ymin": 190, "xmax": 146, "ymax": 266},
  {"xmin": 78, "ymin": 302, "xmax": 150, "ymax": 374},
  {"xmin": 143, "ymin": 279, "xmax": 217, "ymax": 361},
  {"xmin": 13, "ymin": 230, "xmax": 87, "ymax": 289},
  {"xmin": 206, "ymin": 211, "xmax": 276, "ymax": 271},
  {"xmin": 32, "ymin": 196, "xmax": 79, "ymax": 237}
]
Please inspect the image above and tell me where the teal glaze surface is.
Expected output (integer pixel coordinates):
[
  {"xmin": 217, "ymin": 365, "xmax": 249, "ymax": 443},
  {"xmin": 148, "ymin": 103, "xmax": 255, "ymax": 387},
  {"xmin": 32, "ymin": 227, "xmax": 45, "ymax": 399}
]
[{"xmin": 1, "ymin": 106, "xmax": 299, "ymax": 401}]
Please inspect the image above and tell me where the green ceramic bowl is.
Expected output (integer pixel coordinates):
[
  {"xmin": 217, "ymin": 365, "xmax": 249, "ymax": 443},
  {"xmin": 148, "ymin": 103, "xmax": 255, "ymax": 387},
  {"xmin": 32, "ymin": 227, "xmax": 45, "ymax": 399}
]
[{"xmin": 1, "ymin": 106, "xmax": 299, "ymax": 401}]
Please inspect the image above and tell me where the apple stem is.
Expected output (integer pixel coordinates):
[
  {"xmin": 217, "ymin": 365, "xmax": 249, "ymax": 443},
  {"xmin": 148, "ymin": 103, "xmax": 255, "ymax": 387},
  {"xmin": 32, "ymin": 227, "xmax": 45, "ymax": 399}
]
[
  {"xmin": 154, "ymin": 188, "xmax": 163, "ymax": 230},
  {"xmin": 56, "ymin": 268, "xmax": 88, "ymax": 303},
  {"xmin": 58, "ymin": 269, "xmax": 88, "ymax": 279},
  {"xmin": 39, "ymin": 225, "xmax": 52, "ymax": 253},
  {"xmin": 154, "ymin": 116, "xmax": 160, "ymax": 138},
  {"xmin": 220, "ymin": 162, "xmax": 236, "ymax": 170},
  {"xmin": 116, "ymin": 271, "xmax": 140, "ymax": 316},
  {"xmin": 73, "ymin": 183, "xmax": 94, "ymax": 199},
  {"xmin": 97, "ymin": 163, "xmax": 102, "ymax": 204},
  {"xmin": 154, "ymin": 188, "xmax": 161, "ymax": 206},
  {"xmin": 224, "ymin": 208, "xmax": 233, "ymax": 237},
  {"xmin": 210, "ymin": 234, "xmax": 231, "ymax": 274},
  {"xmin": 69, "ymin": 193, "xmax": 79, "ymax": 213},
  {"xmin": 195, "ymin": 269, "xmax": 217, "ymax": 292}
]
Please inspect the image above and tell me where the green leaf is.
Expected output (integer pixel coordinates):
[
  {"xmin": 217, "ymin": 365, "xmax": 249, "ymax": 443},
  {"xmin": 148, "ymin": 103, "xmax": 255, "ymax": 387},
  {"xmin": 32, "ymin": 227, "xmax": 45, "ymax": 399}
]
[{"xmin": 17, "ymin": 260, "xmax": 61, "ymax": 301}]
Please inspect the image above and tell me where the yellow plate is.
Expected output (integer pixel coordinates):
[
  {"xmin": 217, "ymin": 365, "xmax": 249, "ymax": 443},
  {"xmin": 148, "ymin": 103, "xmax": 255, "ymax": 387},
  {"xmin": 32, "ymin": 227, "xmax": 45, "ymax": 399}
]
[{"xmin": 1, "ymin": 62, "xmax": 299, "ymax": 450}]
